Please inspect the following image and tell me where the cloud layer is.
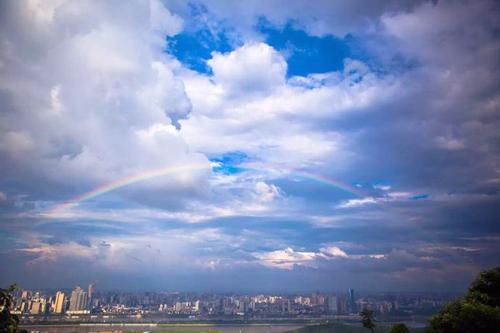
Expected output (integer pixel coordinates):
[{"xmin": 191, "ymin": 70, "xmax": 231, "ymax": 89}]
[{"xmin": 0, "ymin": 0, "xmax": 499, "ymax": 292}]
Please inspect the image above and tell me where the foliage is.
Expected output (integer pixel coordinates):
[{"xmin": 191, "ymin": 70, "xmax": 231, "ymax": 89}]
[
  {"xmin": 0, "ymin": 284, "xmax": 26, "ymax": 333},
  {"xmin": 360, "ymin": 308, "xmax": 376, "ymax": 333},
  {"xmin": 426, "ymin": 266, "xmax": 500, "ymax": 333},
  {"xmin": 466, "ymin": 266, "xmax": 500, "ymax": 307},
  {"xmin": 390, "ymin": 323, "xmax": 410, "ymax": 333}
]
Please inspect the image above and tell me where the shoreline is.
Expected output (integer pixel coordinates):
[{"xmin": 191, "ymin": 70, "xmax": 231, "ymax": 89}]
[{"xmin": 19, "ymin": 323, "xmax": 308, "ymax": 333}]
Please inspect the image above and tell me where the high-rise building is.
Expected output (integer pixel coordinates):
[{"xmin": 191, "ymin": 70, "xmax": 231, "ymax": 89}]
[
  {"xmin": 20, "ymin": 301, "xmax": 27, "ymax": 313},
  {"xmin": 30, "ymin": 301, "xmax": 42, "ymax": 315},
  {"xmin": 348, "ymin": 288, "xmax": 356, "ymax": 313},
  {"xmin": 175, "ymin": 301, "xmax": 182, "ymax": 313},
  {"xmin": 88, "ymin": 283, "xmax": 96, "ymax": 301},
  {"xmin": 327, "ymin": 296, "xmax": 338, "ymax": 314},
  {"xmin": 193, "ymin": 300, "xmax": 200, "ymax": 312},
  {"xmin": 281, "ymin": 299, "xmax": 291, "ymax": 313},
  {"xmin": 68, "ymin": 286, "xmax": 88, "ymax": 312},
  {"xmin": 54, "ymin": 291, "xmax": 65, "ymax": 313}
]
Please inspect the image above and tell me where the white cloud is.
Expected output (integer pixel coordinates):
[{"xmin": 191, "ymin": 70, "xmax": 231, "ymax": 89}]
[
  {"xmin": 25, "ymin": 0, "xmax": 66, "ymax": 24},
  {"xmin": 254, "ymin": 245, "xmax": 386, "ymax": 270},
  {"xmin": 17, "ymin": 227, "xmax": 250, "ymax": 274},
  {"xmin": 253, "ymin": 181, "xmax": 281, "ymax": 202},
  {"xmin": 337, "ymin": 197, "xmax": 377, "ymax": 208},
  {"xmin": 149, "ymin": 0, "xmax": 183, "ymax": 36},
  {"xmin": 0, "ymin": 131, "xmax": 36, "ymax": 154},
  {"xmin": 337, "ymin": 191, "xmax": 422, "ymax": 209},
  {"xmin": 180, "ymin": 45, "xmax": 394, "ymax": 175},
  {"xmin": 0, "ymin": 0, "xmax": 210, "ymax": 207},
  {"xmin": 374, "ymin": 184, "xmax": 391, "ymax": 191},
  {"xmin": 173, "ymin": 41, "xmax": 402, "ymax": 221},
  {"xmin": 254, "ymin": 247, "xmax": 317, "ymax": 270},
  {"xmin": 194, "ymin": 0, "xmax": 423, "ymax": 38},
  {"xmin": 49, "ymin": 85, "xmax": 63, "ymax": 114},
  {"xmin": 319, "ymin": 246, "xmax": 348, "ymax": 258},
  {"xmin": 207, "ymin": 42, "xmax": 287, "ymax": 98},
  {"xmin": 19, "ymin": 240, "xmax": 106, "ymax": 266}
]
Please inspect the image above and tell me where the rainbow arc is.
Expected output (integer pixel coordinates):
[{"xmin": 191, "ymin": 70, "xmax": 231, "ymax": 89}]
[{"xmin": 46, "ymin": 162, "xmax": 363, "ymax": 218}]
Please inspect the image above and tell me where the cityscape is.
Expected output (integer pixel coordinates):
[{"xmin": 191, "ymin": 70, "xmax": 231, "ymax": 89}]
[{"xmin": 11, "ymin": 284, "xmax": 452, "ymax": 324}]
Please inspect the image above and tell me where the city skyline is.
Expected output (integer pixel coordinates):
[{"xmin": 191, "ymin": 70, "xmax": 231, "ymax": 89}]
[
  {"xmin": 1, "ymin": 0, "xmax": 499, "ymax": 292},
  {"xmin": 11, "ymin": 284, "xmax": 451, "ymax": 322}
]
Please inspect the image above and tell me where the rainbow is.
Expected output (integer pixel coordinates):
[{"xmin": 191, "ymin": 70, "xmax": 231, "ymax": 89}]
[
  {"xmin": 243, "ymin": 162, "xmax": 364, "ymax": 198},
  {"xmin": 46, "ymin": 162, "xmax": 363, "ymax": 218},
  {"xmin": 290, "ymin": 170, "xmax": 363, "ymax": 197},
  {"xmin": 46, "ymin": 163, "xmax": 210, "ymax": 218}
]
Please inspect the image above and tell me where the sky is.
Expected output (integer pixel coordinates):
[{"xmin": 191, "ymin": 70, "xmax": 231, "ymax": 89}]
[{"xmin": 0, "ymin": 0, "xmax": 499, "ymax": 293}]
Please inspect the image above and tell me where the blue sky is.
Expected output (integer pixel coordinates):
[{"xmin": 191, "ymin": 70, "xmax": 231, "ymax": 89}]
[{"xmin": 0, "ymin": 0, "xmax": 499, "ymax": 292}]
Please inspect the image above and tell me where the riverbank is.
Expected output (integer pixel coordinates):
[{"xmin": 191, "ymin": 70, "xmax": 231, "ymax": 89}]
[{"xmin": 21, "ymin": 323, "xmax": 305, "ymax": 333}]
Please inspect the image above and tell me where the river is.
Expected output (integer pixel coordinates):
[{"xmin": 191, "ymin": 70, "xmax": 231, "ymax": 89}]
[{"xmin": 21, "ymin": 324, "xmax": 305, "ymax": 333}]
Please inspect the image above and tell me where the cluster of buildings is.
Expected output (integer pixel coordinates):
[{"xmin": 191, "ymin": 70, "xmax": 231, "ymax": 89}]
[
  {"xmin": 9, "ymin": 285, "xmax": 450, "ymax": 321},
  {"xmin": 11, "ymin": 283, "xmax": 96, "ymax": 316},
  {"xmin": 355, "ymin": 293, "xmax": 450, "ymax": 317}
]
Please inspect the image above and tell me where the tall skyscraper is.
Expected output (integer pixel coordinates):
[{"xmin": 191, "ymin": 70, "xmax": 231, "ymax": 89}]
[
  {"xmin": 54, "ymin": 291, "xmax": 65, "ymax": 313},
  {"xmin": 68, "ymin": 286, "xmax": 88, "ymax": 312},
  {"xmin": 88, "ymin": 283, "xmax": 96, "ymax": 300},
  {"xmin": 348, "ymin": 288, "xmax": 356, "ymax": 313}
]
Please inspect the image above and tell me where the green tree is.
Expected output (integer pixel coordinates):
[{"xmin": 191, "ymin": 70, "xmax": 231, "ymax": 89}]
[
  {"xmin": 360, "ymin": 307, "xmax": 376, "ymax": 333},
  {"xmin": 0, "ymin": 284, "xmax": 24, "ymax": 333},
  {"xmin": 466, "ymin": 266, "xmax": 500, "ymax": 307},
  {"xmin": 426, "ymin": 266, "xmax": 500, "ymax": 333},
  {"xmin": 390, "ymin": 323, "xmax": 410, "ymax": 333}
]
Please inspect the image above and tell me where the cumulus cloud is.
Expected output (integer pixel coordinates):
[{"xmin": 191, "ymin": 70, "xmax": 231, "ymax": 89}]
[
  {"xmin": 254, "ymin": 247, "xmax": 318, "ymax": 270},
  {"xmin": 208, "ymin": 42, "xmax": 287, "ymax": 97},
  {"xmin": 319, "ymin": 246, "xmax": 349, "ymax": 258},
  {"xmin": 254, "ymin": 246, "xmax": 385, "ymax": 270},
  {"xmin": 0, "ymin": 0, "xmax": 210, "ymax": 209},
  {"xmin": 180, "ymin": 48, "xmax": 391, "ymax": 173},
  {"xmin": 186, "ymin": 0, "xmax": 425, "ymax": 38},
  {"xmin": 15, "ymin": 226, "xmax": 246, "ymax": 274},
  {"xmin": 253, "ymin": 181, "xmax": 281, "ymax": 202}
]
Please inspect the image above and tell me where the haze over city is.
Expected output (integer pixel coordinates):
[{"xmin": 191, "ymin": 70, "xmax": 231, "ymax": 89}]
[{"xmin": 0, "ymin": 0, "xmax": 499, "ymax": 294}]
